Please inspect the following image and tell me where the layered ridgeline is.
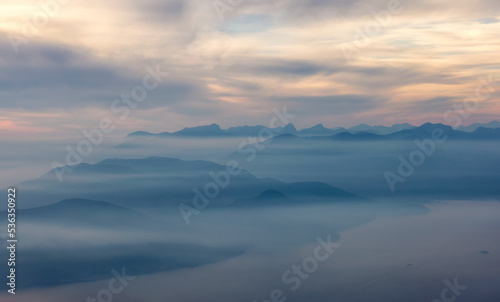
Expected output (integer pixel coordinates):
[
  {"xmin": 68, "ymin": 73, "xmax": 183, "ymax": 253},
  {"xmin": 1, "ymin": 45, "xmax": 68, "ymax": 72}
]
[
  {"xmin": 5, "ymin": 157, "xmax": 414, "ymax": 291},
  {"xmin": 12, "ymin": 123, "xmax": 488, "ymax": 291},
  {"xmin": 16, "ymin": 157, "xmax": 363, "ymax": 211},
  {"xmin": 125, "ymin": 121, "xmax": 500, "ymax": 138},
  {"xmin": 19, "ymin": 123, "xmax": 499, "ymax": 212},
  {"xmin": 125, "ymin": 122, "xmax": 417, "ymax": 138},
  {"xmin": 222, "ymin": 123, "xmax": 500, "ymax": 200}
]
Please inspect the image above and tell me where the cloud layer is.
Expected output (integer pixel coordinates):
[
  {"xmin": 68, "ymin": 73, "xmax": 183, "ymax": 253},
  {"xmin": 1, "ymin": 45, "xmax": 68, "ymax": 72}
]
[{"xmin": 1, "ymin": 0, "xmax": 499, "ymax": 137}]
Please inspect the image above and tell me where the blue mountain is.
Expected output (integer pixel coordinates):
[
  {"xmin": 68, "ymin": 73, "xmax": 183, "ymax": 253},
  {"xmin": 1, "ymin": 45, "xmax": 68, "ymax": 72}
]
[
  {"xmin": 16, "ymin": 157, "xmax": 362, "ymax": 210},
  {"xmin": 348, "ymin": 123, "xmax": 414, "ymax": 135},
  {"xmin": 299, "ymin": 124, "xmax": 346, "ymax": 136},
  {"xmin": 456, "ymin": 121, "xmax": 500, "ymax": 132}
]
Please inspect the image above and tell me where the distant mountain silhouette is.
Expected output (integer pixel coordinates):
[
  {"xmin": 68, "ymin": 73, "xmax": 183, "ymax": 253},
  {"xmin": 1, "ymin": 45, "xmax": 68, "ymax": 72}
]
[
  {"xmin": 386, "ymin": 122, "xmax": 500, "ymax": 140},
  {"xmin": 16, "ymin": 157, "xmax": 362, "ymax": 210},
  {"xmin": 327, "ymin": 123, "xmax": 500, "ymax": 141},
  {"xmin": 226, "ymin": 125, "xmax": 269, "ymax": 136},
  {"xmin": 127, "ymin": 130, "xmax": 157, "ymax": 137},
  {"xmin": 127, "ymin": 124, "xmax": 230, "ymax": 138},
  {"xmin": 126, "ymin": 123, "xmax": 297, "ymax": 138},
  {"xmin": 125, "ymin": 121, "xmax": 500, "ymax": 139},
  {"xmin": 222, "ymin": 123, "xmax": 500, "ymax": 200},
  {"xmin": 272, "ymin": 123, "xmax": 298, "ymax": 134},
  {"xmin": 347, "ymin": 124, "xmax": 379, "ymax": 134},
  {"xmin": 278, "ymin": 181, "xmax": 359, "ymax": 199},
  {"xmin": 125, "ymin": 122, "xmax": 412, "ymax": 139},
  {"xmin": 299, "ymin": 124, "xmax": 346, "ymax": 136},
  {"xmin": 3, "ymin": 198, "xmax": 149, "ymax": 228},
  {"xmin": 348, "ymin": 123, "xmax": 414, "ymax": 135},
  {"xmin": 233, "ymin": 189, "xmax": 291, "ymax": 207},
  {"xmin": 456, "ymin": 121, "xmax": 500, "ymax": 132},
  {"xmin": 173, "ymin": 123, "xmax": 229, "ymax": 137},
  {"xmin": 256, "ymin": 189, "xmax": 288, "ymax": 199},
  {"xmin": 470, "ymin": 126, "xmax": 500, "ymax": 139},
  {"xmin": 233, "ymin": 181, "xmax": 362, "ymax": 207},
  {"xmin": 243, "ymin": 122, "xmax": 500, "ymax": 143},
  {"xmin": 121, "ymin": 121, "xmax": 500, "ymax": 141}
]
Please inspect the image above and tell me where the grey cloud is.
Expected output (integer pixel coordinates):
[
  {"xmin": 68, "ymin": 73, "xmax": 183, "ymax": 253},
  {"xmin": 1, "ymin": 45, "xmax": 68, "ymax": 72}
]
[
  {"xmin": 479, "ymin": 18, "xmax": 500, "ymax": 24},
  {"xmin": 272, "ymin": 94, "xmax": 382, "ymax": 115},
  {"xmin": 216, "ymin": 58, "xmax": 340, "ymax": 78},
  {"xmin": 251, "ymin": 59, "xmax": 339, "ymax": 77},
  {"xmin": 0, "ymin": 38, "xmax": 205, "ymax": 111}
]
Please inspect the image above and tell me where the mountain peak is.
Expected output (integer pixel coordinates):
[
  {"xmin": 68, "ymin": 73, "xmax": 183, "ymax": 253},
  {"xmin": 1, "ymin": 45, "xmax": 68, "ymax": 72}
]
[
  {"xmin": 175, "ymin": 123, "xmax": 225, "ymax": 136},
  {"xmin": 283, "ymin": 123, "xmax": 297, "ymax": 132},
  {"xmin": 417, "ymin": 122, "xmax": 452, "ymax": 131},
  {"xmin": 254, "ymin": 189, "xmax": 288, "ymax": 200},
  {"xmin": 126, "ymin": 131, "xmax": 155, "ymax": 137},
  {"xmin": 310, "ymin": 123, "xmax": 326, "ymax": 129},
  {"xmin": 208, "ymin": 123, "xmax": 221, "ymax": 128}
]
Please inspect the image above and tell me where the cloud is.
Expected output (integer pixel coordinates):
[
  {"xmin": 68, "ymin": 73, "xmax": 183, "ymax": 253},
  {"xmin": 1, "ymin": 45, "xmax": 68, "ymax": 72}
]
[
  {"xmin": 0, "ymin": 0, "xmax": 499, "ymax": 134},
  {"xmin": 0, "ymin": 37, "xmax": 209, "ymax": 111}
]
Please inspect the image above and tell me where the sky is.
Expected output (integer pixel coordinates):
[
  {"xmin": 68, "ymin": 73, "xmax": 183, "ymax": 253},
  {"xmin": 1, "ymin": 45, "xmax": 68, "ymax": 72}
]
[{"xmin": 1, "ymin": 0, "xmax": 500, "ymax": 138}]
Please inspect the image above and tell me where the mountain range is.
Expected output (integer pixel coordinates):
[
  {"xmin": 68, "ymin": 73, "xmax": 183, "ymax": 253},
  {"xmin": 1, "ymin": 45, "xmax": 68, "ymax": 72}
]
[
  {"xmin": 126, "ymin": 121, "xmax": 500, "ymax": 139},
  {"xmin": 456, "ymin": 121, "xmax": 500, "ymax": 132},
  {"xmin": 15, "ymin": 157, "xmax": 362, "ymax": 211},
  {"xmin": 264, "ymin": 123, "xmax": 500, "ymax": 142}
]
